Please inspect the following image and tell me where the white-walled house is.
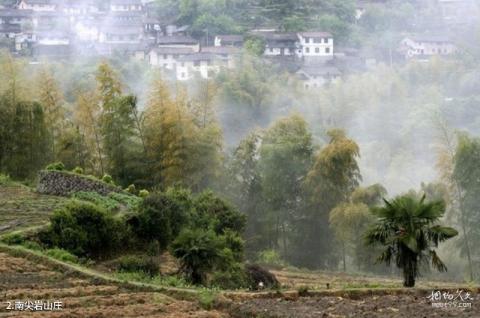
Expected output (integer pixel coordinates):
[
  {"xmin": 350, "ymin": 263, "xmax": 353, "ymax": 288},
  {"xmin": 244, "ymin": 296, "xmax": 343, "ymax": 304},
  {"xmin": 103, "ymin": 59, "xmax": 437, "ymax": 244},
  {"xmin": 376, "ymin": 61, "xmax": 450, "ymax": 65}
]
[
  {"xmin": 400, "ymin": 36, "xmax": 457, "ymax": 59},
  {"xmin": 110, "ymin": 0, "xmax": 143, "ymax": 12},
  {"xmin": 0, "ymin": 9, "xmax": 33, "ymax": 25},
  {"xmin": 214, "ymin": 34, "xmax": 244, "ymax": 47},
  {"xmin": 201, "ymin": 46, "xmax": 238, "ymax": 68},
  {"xmin": 250, "ymin": 31, "xmax": 298, "ymax": 57},
  {"xmin": 296, "ymin": 64, "xmax": 341, "ymax": 89},
  {"xmin": 61, "ymin": 1, "xmax": 99, "ymax": 16},
  {"xmin": 148, "ymin": 47, "xmax": 194, "ymax": 69},
  {"xmin": 297, "ymin": 32, "xmax": 334, "ymax": 58},
  {"xmin": 176, "ymin": 53, "xmax": 227, "ymax": 81},
  {"xmin": 99, "ymin": 27, "xmax": 143, "ymax": 44},
  {"xmin": 17, "ymin": 0, "xmax": 56, "ymax": 12}
]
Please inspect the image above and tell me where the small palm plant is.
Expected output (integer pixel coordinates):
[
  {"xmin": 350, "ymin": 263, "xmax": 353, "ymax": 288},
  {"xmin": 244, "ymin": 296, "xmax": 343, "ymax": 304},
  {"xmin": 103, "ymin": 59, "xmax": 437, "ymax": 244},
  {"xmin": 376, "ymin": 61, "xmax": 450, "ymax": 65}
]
[{"xmin": 365, "ymin": 194, "xmax": 458, "ymax": 287}]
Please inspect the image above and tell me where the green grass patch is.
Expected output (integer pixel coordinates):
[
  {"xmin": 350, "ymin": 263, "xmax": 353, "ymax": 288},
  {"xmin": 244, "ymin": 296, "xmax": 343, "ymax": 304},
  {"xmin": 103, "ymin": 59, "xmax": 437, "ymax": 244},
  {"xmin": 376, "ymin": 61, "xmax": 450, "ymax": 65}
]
[
  {"xmin": 44, "ymin": 248, "xmax": 79, "ymax": 263},
  {"xmin": 0, "ymin": 232, "xmax": 25, "ymax": 245},
  {"xmin": 71, "ymin": 191, "xmax": 120, "ymax": 212},
  {"xmin": 108, "ymin": 192, "xmax": 142, "ymax": 211},
  {"xmin": 116, "ymin": 255, "xmax": 159, "ymax": 276},
  {"xmin": 197, "ymin": 290, "xmax": 219, "ymax": 310}
]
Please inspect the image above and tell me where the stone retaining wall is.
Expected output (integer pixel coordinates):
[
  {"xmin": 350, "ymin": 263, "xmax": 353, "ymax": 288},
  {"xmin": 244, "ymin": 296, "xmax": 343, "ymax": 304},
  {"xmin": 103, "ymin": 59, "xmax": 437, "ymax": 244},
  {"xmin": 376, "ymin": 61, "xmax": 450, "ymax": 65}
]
[{"xmin": 37, "ymin": 170, "xmax": 121, "ymax": 196}]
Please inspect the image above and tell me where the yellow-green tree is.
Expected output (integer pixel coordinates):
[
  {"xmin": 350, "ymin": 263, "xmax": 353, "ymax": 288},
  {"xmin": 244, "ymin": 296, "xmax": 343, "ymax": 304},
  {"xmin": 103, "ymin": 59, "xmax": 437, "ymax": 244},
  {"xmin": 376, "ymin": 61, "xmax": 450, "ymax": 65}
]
[
  {"xmin": 36, "ymin": 67, "xmax": 66, "ymax": 160},
  {"xmin": 145, "ymin": 77, "xmax": 222, "ymax": 191},
  {"xmin": 294, "ymin": 129, "xmax": 361, "ymax": 269},
  {"xmin": 96, "ymin": 62, "xmax": 138, "ymax": 185},
  {"xmin": 330, "ymin": 202, "xmax": 371, "ymax": 272},
  {"xmin": 73, "ymin": 90, "xmax": 104, "ymax": 175}
]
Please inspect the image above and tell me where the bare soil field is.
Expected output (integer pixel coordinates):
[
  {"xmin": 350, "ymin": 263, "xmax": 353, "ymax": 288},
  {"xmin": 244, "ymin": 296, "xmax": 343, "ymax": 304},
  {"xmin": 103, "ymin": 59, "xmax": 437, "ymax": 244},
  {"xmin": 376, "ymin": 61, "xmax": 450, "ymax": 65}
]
[
  {"xmin": 229, "ymin": 292, "xmax": 480, "ymax": 318},
  {"xmin": 271, "ymin": 268, "xmax": 470, "ymax": 290},
  {"xmin": 0, "ymin": 252, "xmax": 227, "ymax": 318}
]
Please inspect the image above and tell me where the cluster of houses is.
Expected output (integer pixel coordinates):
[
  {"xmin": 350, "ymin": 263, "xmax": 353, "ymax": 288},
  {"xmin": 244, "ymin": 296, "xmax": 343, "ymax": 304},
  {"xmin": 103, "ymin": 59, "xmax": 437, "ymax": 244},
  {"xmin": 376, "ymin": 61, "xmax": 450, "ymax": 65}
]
[{"xmin": 0, "ymin": 0, "xmax": 463, "ymax": 88}]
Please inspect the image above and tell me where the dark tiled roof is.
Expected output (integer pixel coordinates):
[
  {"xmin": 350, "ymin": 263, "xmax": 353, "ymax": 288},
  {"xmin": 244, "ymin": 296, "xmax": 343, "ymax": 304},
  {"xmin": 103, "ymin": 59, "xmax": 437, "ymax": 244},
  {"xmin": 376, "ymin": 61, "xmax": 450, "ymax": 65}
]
[
  {"xmin": 298, "ymin": 31, "xmax": 332, "ymax": 38},
  {"xmin": 177, "ymin": 52, "xmax": 226, "ymax": 62},
  {"xmin": 216, "ymin": 34, "xmax": 243, "ymax": 42},
  {"xmin": 0, "ymin": 9, "xmax": 33, "ymax": 17},
  {"xmin": 151, "ymin": 47, "xmax": 194, "ymax": 54},
  {"xmin": 251, "ymin": 31, "xmax": 297, "ymax": 41},
  {"xmin": 157, "ymin": 35, "xmax": 198, "ymax": 45},
  {"xmin": 201, "ymin": 46, "xmax": 239, "ymax": 54}
]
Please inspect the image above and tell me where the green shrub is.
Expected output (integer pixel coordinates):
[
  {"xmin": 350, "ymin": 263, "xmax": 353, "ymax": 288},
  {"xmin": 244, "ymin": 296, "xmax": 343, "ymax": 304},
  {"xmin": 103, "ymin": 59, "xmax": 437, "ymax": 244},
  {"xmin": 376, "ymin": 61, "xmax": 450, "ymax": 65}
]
[
  {"xmin": 46, "ymin": 162, "xmax": 65, "ymax": 171},
  {"xmin": 0, "ymin": 174, "xmax": 13, "ymax": 186},
  {"xmin": 146, "ymin": 240, "xmax": 161, "ymax": 256},
  {"xmin": 125, "ymin": 184, "xmax": 137, "ymax": 195},
  {"xmin": 210, "ymin": 264, "xmax": 248, "ymax": 289},
  {"xmin": 1, "ymin": 232, "xmax": 25, "ymax": 245},
  {"xmin": 116, "ymin": 255, "xmax": 160, "ymax": 277},
  {"xmin": 257, "ymin": 249, "xmax": 286, "ymax": 269},
  {"xmin": 40, "ymin": 200, "xmax": 127, "ymax": 258},
  {"xmin": 72, "ymin": 166, "xmax": 84, "ymax": 174},
  {"xmin": 108, "ymin": 192, "xmax": 142, "ymax": 211},
  {"xmin": 102, "ymin": 174, "xmax": 114, "ymax": 184},
  {"xmin": 138, "ymin": 189, "xmax": 149, "ymax": 198},
  {"xmin": 193, "ymin": 191, "xmax": 246, "ymax": 235},
  {"xmin": 71, "ymin": 191, "xmax": 119, "ymax": 212},
  {"xmin": 171, "ymin": 228, "xmax": 231, "ymax": 285},
  {"xmin": 198, "ymin": 290, "xmax": 218, "ymax": 310},
  {"xmin": 152, "ymin": 275, "xmax": 190, "ymax": 288},
  {"xmin": 222, "ymin": 230, "xmax": 244, "ymax": 262},
  {"xmin": 135, "ymin": 192, "xmax": 189, "ymax": 250},
  {"xmin": 297, "ymin": 285, "xmax": 309, "ymax": 297},
  {"xmin": 45, "ymin": 248, "xmax": 79, "ymax": 263}
]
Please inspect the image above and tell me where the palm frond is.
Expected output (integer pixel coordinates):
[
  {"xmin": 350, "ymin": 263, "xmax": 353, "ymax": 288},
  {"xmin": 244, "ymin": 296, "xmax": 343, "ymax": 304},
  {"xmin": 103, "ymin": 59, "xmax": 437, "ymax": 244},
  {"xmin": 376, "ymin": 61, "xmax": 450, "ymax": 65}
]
[
  {"xmin": 429, "ymin": 250, "xmax": 447, "ymax": 272},
  {"xmin": 427, "ymin": 225, "xmax": 458, "ymax": 246}
]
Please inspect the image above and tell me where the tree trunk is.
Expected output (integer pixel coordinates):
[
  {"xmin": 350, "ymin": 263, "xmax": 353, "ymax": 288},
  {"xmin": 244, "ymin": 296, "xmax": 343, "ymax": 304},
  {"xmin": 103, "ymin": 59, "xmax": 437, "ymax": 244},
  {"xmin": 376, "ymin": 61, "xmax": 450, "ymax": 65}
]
[{"xmin": 403, "ymin": 261, "xmax": 416, "ymax": 287}]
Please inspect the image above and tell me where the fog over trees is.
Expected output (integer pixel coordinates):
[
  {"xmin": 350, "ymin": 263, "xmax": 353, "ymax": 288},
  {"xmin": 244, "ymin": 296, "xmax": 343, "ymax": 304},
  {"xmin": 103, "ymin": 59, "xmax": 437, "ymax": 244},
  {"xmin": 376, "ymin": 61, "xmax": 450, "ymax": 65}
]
[{"xmin": 1, "ymin": 0, "xmax": 480, "ymax": 282}]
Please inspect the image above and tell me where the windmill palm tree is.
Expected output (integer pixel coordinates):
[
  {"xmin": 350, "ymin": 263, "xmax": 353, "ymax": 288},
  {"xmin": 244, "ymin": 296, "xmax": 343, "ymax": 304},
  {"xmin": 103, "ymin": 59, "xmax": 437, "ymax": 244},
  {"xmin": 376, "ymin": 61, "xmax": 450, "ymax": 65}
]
[{"xmin": 365, "ymin": 194, "xmax": 458, "ymax": 287}]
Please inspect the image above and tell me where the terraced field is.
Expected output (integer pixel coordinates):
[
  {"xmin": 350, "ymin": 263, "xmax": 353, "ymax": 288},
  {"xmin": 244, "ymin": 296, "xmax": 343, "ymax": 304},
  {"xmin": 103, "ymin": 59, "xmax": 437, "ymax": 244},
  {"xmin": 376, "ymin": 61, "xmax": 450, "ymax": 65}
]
[
  {"xmin": 1, "ymin": 183, "xmax": 479, "ymax": 318},
  {"xmin": 0, "ymin": 251, "xmax": 227, "ymax": 318},
  {"xmin": 0, "ymin": 185, "xmax": 67, "ymax": 233}
]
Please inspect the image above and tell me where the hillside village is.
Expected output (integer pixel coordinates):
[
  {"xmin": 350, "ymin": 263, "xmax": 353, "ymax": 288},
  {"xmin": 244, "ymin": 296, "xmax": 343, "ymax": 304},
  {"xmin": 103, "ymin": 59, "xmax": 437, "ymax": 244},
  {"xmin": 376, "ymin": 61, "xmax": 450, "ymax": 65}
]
[
  {"xmin": 0, "ymin": 0, "xmax": 476, "ymax": 87},
  {"xmin": 2, "ymin": 2, "xmax": 480, "ymax": 317}
]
